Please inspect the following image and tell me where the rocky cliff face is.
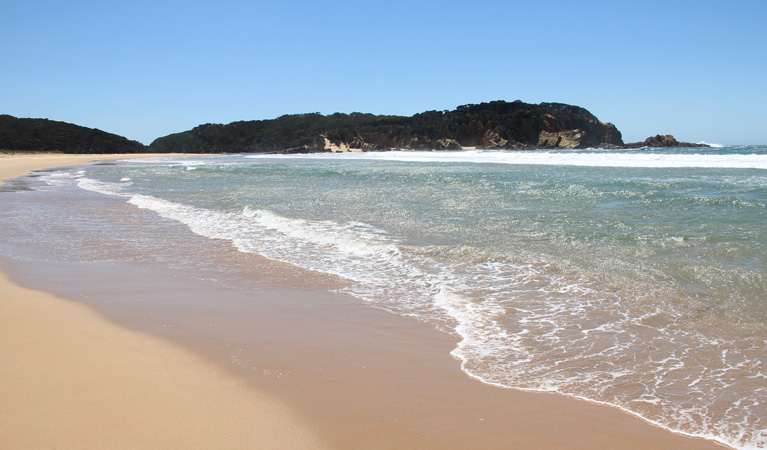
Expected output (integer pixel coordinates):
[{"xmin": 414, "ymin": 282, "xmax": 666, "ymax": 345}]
[{"xmin": 531, "ymin": 105, "xmax": 623, "ymax": 149}]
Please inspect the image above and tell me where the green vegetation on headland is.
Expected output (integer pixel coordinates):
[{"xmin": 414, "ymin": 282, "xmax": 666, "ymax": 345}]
[
  {"xmin": 1, "ymin": 101, "xmax": 707, "ymax": 154},
  {"xmin": 0, "ymin": 115, "xmax": 146, "ymax": 154}
]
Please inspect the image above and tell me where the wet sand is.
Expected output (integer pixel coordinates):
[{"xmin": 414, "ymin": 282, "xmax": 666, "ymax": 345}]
[{"xmin": 0, "ymin": 154, "xmax": 729, "ymax": 449}]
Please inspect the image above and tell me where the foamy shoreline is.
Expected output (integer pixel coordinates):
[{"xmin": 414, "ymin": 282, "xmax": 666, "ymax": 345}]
[{"xmin": 0, "ymin": 153, "xmax": 730, "ymax": 449}]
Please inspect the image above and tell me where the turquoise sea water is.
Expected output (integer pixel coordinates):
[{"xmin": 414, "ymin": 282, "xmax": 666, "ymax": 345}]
[{"xmin": 2, "ymin": 146, "xmax": 766, "ymax": 449}]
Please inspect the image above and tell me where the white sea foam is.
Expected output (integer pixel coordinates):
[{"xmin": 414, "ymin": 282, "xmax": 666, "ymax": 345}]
[
  {"xmin": 72, "ymin": 176, "xmax": 448, "ymax": 320},
  {"xmin": 115, "ymin": 157, "xmax": 228, "ymax": 165},
  {"xmin": 76, "ymin": 177, "xmax": 131, "ymax": 196},
  {"xmin": 249, "ymin": 150, "xmax": 767, "ymax": 170},
  {"xmin": 698, "ymin": 141, "xmax": 725, "ymax": 148},
  {"xmin": 36, "ymin": 170, "xmax": 80, "ymax": 187}
]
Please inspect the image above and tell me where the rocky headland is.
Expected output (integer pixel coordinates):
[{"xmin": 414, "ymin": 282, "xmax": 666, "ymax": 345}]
[
  {"xmin": 148, "ymin": 100, "xmax": 707, "ymax": 153},
  {"xmin": 2, "ymin": 101, "xmax": 708, "ymax": 154}
]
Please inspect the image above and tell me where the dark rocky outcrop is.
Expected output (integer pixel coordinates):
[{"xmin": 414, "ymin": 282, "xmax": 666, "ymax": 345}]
[
  {"xmin": 624, "ymin": 134, "xmax": 708, "ymax": 149},
  {"xmin": 149, "ymin": 100, "xmax": 629, "ymax": 154},
  {"xmin": 0, "ymin": 115, "xmax": 146, "ymax": 154}
]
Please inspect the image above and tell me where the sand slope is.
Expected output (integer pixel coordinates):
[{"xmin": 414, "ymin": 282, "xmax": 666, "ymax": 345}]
[
  {"xmin": 0, "ymin": 154, "xmax": 328, "ymax": 449},
  {"xmin": 0, "ymin": 268, "xmax": 327, "ymax": 449}
]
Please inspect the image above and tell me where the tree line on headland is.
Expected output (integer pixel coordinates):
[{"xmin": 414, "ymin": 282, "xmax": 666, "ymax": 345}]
[
  {"xmin": 0, "ymin": 114, "xmax": 146, "ymax": 154},
  {"xmin": 0, "ymin": 101, "xmax": 707, "ymax": 154}
]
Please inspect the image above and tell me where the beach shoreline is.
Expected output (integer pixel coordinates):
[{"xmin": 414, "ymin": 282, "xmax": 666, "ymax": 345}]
[
  {"xmin": 1, "ymin": 153, "xmax": 330, "ymax": 449},
  {"xmin": 0, "ymin": 152, "xmax": 188, "ymax": 184},
  {"xmin": 0, "ymin": 153, "xmax": 730, "ymax": 449}
]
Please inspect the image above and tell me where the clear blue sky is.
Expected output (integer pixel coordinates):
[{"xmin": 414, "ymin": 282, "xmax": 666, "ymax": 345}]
[{"xmin": 3, "ymin": 0, "xmax": 766, "ymax": 145}]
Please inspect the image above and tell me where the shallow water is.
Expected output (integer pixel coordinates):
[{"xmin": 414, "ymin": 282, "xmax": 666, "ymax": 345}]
[{"xmin": 1, "ymin": 147, "xmax": 765, "ymax": 449}]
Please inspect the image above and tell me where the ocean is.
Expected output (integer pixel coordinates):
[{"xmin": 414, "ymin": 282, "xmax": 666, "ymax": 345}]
[{"xmin": 1, "ymin": 146, "xmax": 766, "ymax": 449}]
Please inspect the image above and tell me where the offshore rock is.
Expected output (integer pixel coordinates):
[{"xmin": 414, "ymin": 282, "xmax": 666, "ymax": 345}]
[{"xmin": 624, "ymin": 134, "xmax": 709, "ymax": 148}]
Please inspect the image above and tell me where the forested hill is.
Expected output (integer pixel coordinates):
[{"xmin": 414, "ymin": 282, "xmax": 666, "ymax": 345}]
[
  {"xmin": 0, "ymin": 115, "xmax": 146, "ymax": 153},
  {"xmin": 149, "ymin": 101, "xmax": 627, "ymax": 153}
]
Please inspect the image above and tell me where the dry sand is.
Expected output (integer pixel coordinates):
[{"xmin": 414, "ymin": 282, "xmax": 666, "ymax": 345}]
[
  {"xmin": 0, "ymin": 153, "xmax": 729, "ymax": 449},
  {"xmin": 0, "ymin": 268, "xmax": 328, "ymax": 449}
]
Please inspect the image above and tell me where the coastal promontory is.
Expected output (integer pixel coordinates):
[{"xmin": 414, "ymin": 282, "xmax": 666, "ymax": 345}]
[
  {"xmin": 2, "ymin": 101, "xmax": 708, "ymax": 154},
  {"xmin": 149, "ymin": 101, "xmax": 630, "ymax": 153}
]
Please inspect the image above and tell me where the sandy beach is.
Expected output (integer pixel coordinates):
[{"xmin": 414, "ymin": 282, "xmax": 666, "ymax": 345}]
[
  {"xmin": 0, "ymin": 153, "xmax": 728, "ymax": 449},
  {"xmin": 0, "ymin": 154, "xmax": 329, "ymax": 449},
  {"xmin": 0, "ymin": 153, "xmax": 176, "ymax": 184}
]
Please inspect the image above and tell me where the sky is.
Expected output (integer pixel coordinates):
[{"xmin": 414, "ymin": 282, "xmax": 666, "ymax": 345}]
[{"xmin": 2, "ymin": 0, "xmax": 766, "ymax": 145}]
